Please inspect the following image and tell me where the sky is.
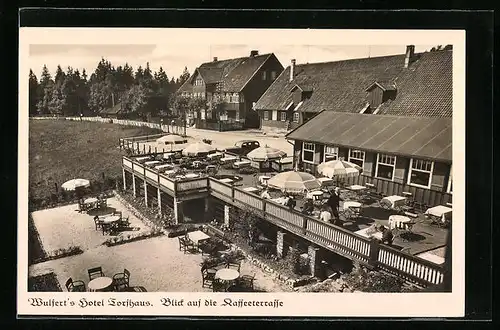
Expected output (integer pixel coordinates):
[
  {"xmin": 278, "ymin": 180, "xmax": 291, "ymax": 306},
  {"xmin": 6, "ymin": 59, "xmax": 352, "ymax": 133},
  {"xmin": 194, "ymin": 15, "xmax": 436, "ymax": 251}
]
[{"xmin": 28, "ymin": 43, "xmax": 436, "ymax": 80}]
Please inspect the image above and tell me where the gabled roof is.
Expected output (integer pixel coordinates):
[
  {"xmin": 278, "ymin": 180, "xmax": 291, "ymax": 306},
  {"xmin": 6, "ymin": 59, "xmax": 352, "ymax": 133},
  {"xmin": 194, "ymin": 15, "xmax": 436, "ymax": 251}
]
[
  {"xmin": 178, "ymin": 53, "xmax": 275, "ymax": 93},
  {"xmin": 365, "ymin": 80, "xmax": 397, "ymax": 92},
  {"xmin": 255, "ymin": 49, "xmax": 452, "ymax": 118},
  {"xmin": 286, "ymin": 111, "xmax": 452, "ymax": 162}
]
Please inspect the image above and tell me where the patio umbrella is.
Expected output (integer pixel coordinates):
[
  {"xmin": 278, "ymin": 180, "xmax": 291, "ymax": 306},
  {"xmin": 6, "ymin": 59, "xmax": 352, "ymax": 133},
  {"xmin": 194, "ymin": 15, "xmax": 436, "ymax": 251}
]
[
  {"xmin": 267, "ymin": 170, "xmax": 321, "ymax": 193},
  {"xmin": 156, "ymin": 134, "xmax": 187, "ymax": 145},
  {"xmin": 246, "ymin": 145, "xmax": 286, "ymax": 162},
  {"xmin": 317, "ymin": 159, "xmax": 362, "ymax": 178},
  {"xmin": 182, "ymin": 142, "xmax": 214, "ymax": 156},
  {"xmin": 61, "ymin": 178, "xmax": 90, "ymax": 191}
]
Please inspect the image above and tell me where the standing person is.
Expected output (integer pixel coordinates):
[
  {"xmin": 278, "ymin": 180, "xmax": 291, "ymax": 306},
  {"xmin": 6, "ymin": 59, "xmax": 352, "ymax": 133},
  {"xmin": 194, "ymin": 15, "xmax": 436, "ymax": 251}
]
[
  {"xmin": 286, "ymin": 195, "xmax": 296, "ymax": 210},
  {"xmin": 378, "ymin": 225, "xmax": 394, "ymax": 246},
  {"xmin": 326, "ymin": 187, "xmax": 343, "ymax": 225},
  {"xmin": 301, "ymin": 198, "xmax": 314, "ymax": 215}
]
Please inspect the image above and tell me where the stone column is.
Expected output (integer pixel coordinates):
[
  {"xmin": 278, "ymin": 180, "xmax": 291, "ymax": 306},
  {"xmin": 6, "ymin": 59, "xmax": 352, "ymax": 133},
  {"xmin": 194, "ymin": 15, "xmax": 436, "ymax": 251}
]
[
  {"xmin": 308, "ymin": 245, "xmax": 322, "ymax": 278},
  {"xmin": 224, "ymin": 204, "xmax": 231, "ymax": 226},
  {"xmin": 144, "ymin": 180, "xmax": 148, "ymax": 207},
  {"xmin": 276, "ymin": 231, "xmax": 288, "ymax": 258},
  {"xmin": 157, "ymin": 188, "xmax": 162, "ymax": 214},
  {"xmin": 122, "ymin": 169, "xmax": 127, "ymax": 190},
  {"xmin": 132, "ymin": 174, "xmax": 137, "ymax": 197}
]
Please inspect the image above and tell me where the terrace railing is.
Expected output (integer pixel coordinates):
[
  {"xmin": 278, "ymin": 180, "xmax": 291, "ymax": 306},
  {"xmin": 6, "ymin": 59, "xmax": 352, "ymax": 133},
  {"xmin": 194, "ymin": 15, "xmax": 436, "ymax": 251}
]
[{"xmin": 207, "ymin": 177, "xmax": 445, "ymax": 287}]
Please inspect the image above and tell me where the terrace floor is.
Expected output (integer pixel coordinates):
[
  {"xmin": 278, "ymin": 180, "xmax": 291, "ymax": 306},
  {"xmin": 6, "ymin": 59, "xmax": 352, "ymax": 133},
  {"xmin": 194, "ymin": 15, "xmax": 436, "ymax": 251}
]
[{"xmin": 29, "ymin": 200, "xmax": 291, "ymax": 292}]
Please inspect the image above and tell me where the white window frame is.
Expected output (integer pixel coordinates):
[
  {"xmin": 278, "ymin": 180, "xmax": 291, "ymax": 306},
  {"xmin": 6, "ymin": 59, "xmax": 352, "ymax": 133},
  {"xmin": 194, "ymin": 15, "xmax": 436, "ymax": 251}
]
[
  {"xmin": 271, "ymin": 71, "xmax": 277, "ymax": 80},
  {"xmin": 302, "ymin": 142, "xmax": 315, "ymax": 164},
  {"xmin": 375, "ymin": 153, "xmax": 397, "ymax": 181},
  {"xmin": 323, "ymin": 146, "xmax": 339, "ymax": 162},
  {"xmin": 280, "ymin": 111, "xmax": 287, "ymax": 121},
  {"xmin": 447, "ymin": 165, "xmax": 453, "ymax": 193},
  {"xmin": 407, "ymin": 158, "xmax": 434, "ymax": 189},
  {"xmin": 263, "ymin": 111, "xmax": 269, "ymax": 120},
  {"xmin": 348, "ymin": 149, "xmax": 365, "ymax": 168},
  {"xmin": 293, "ymin": 112, "xmax": 300, "ymax": 123}
]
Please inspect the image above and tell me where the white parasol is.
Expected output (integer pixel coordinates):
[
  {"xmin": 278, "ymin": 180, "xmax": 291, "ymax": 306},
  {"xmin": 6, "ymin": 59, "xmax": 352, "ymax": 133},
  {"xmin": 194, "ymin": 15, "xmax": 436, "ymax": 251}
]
[
  {"xmin": 61, "ymin": 178, "xmax": 90, "ymax": 191},
  {"xmin": 267, "ymin": 170, "xmax": 321, "ymax": 193},
  {"xmin": 246, "ymin": 145, "xmax": 286, "ymax": 162},
  {"xmin": 181, "ymin": 142, "xmax": 215, "ymax": 156},
  {"xmin": 317, "ymin": 159, "xmax": 362, "ymax": 178}
]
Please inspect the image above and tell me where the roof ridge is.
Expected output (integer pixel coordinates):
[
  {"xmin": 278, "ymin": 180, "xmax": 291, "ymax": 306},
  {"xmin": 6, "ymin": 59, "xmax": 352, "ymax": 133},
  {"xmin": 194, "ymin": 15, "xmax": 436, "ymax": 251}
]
[{"xmin": 199, "ymin": 53, "xmax": 274, "ymax": 66}]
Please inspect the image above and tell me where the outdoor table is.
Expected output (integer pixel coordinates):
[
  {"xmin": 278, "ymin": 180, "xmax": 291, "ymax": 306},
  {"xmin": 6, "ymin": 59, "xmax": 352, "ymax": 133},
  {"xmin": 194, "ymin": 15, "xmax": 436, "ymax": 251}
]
[
  {"xmin": 84, "ymin": 197, "xmax": 99, "ymax": 209},
  {"xmin": 415, "ymin": 251, "xmax": 445, "ymax": 265},
  {"xmin": 348, "ymin": 185, "xmax": 367, "ymax": 191},
  {"xmin": 175, "ymin": 175, "xmax": 186, "ymax": 180},
  {"xmin": 165, "ymin": 170, "xmax": 176, "ymax": 175},
  {"xmin": 355, "ymin": 227, "xmax": 383, "ymax": 240},
  {"xmin": 135, "ymin": 156, "xmax": 150, "ymax": 162},
  {"xmin": 207, "ymin": 152, "xmax": 223, "ymax": 160},
  {"xmin": 184, "ymin": 173, "xmax": 200, "ymax": 179},
  {"xmin": 145, "ymin": 160, "xmax": 161, "ymax": 166},
  {"xmin": 88, "ymin": 277, "xmax": 113, "ymax": 292},
  {"xmin": 220, "ymin": 156, "xmax": 237, "ymax": 164},
  {"xmin": 425, "ymin": 205, "xmax": 452, "ymax": 223},
  {"xmin": 259, "ymin": 175, "xmax": 271, "ymax": 185},
  {"xmin": 187, "ymin": 230, "xmax": 210, "ymax": 247},
  {"xmin": 381, "ymin": 195, "xmax": 407, "ymax": 209},
  {"xmin": 215, "ymin": 268, "xmax": 240, "ymax": 282},
  {"xmin": 388, "ymin": 215, "xmax": 412, "ymax": 230},
  {"xmin": 219, "ymin": 178, "xmax": 233, "ymax": 184},
  {"xmin": 306, "ymin": 190, "xmax": 324, "ymax": 201},
  {"xmin": 163, "ymin": 152, "xmax": 175, "ymax": 159},
  {"xmin": 233, "ymin": 160, "xmax": 251, "ymax": 168},
  {"xmin": 271, "ymin": 197, "xmax": 287, "ymax": 205},
  {"xmin": 101, "ymin": 215, "xmax": 121, "ymax": 224},
  {"xmin": 343, "ymin": 201, "xmax": 362, "ymax": 211},
  {"xmin": 243, "ymin": 187, "xmax": 260, "ymax": 193},
  {"xmin": 317, "ymin": 177, "xmax": 334, "ymax": 187},
  {"xmin": 155, "ymin": 164, "xmax": 174, "ymax": 171}
]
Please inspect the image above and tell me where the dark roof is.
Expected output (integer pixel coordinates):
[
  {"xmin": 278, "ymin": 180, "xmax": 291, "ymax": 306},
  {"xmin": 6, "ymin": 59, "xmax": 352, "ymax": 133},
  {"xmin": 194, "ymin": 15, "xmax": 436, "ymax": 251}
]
[
  {"xmin": 286, "ymin": 111, "xmax": 452, "ymax": 162},
  {"xmin": 255, "ymin": 49, "xmax": 452, "ymax": 118},
  {"xmin": 178, "ymin": 53, "xmax": 274, "ymax": 93},
  {"xmin": 100, "ymin": 103, "xmax": 123, "ymax": 115}
]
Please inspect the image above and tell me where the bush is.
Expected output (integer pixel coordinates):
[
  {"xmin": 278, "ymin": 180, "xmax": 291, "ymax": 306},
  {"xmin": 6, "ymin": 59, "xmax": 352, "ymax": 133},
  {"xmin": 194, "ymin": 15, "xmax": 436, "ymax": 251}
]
[{"xmin": 343, "ymin": 262, "xmax": 405, "ymax": 292}]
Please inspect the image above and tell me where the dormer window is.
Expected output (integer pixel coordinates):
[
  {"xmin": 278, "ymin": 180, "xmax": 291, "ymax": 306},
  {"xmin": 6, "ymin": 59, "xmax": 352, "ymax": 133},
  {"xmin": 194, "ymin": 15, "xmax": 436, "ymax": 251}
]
[
  {"xmin": 363, "ymin": 80, "xmax": 397, "ymax": 113},
  {"xmin": 290, "ymin": 85, "xmax": 313, "ymax": 106}
]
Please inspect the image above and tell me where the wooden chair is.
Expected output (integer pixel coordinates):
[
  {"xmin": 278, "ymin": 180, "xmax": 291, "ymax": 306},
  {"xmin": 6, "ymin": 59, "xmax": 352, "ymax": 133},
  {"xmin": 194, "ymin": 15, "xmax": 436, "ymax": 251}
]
[
  {"xmin": 118, "ymin": 216, "xmax": 131, "ymax": 229},
  {"xmin": 212, "ymin": 278, "xmax": 227, "ymax": 292},
  {"xmin": 226, "ymin": 262, "xmax": 241, "ymax": 272},
  {"xmin": 181, "ymin": 237, "xmax": 196, "ymax": 254},
  {"xmin": 65, "ymin": 277, "xmax": 86, "ymax": 292},
  {"xmin": 238, "ymin": 273, "xmax": 256, "ymax": 290},
  {"xmin": 101, "ymin": 223, "xmax": 114, "ymax": 235},
  {"xmin": 94, "ymin": 217, "xmax": 103, "ymax": 230},
  {"xmin": 178, "ymin": 237, "xmax": 187, "ymax": 251},
  {"xmin": 88, "ymin": 267, "xmax": 105, "ymax": 281},
  {"xmin": 113, "ymin": 268, "xmax": 131, "ymax": 291},
  {"xmin": 201, "ymin": 267, "xmax": 216, "ymax": 288}
]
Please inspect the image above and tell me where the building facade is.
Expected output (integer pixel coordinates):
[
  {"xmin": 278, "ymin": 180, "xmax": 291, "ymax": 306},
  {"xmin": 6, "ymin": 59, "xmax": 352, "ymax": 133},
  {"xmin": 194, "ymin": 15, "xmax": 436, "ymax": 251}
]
[
  {"xmin": 177, "ymin": 50, "xmax": 284, "ymax": 129},
  {"xmin": 254, "ymin": 45, "xmax": 452, "ymax": 131}
]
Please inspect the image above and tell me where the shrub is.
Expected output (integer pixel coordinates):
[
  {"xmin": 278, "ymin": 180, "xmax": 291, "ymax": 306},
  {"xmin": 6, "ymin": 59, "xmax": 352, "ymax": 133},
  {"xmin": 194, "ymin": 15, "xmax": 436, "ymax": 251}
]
[{"xmin": 343, "ymin": 262, "xmax": 405, "ymax": 292}]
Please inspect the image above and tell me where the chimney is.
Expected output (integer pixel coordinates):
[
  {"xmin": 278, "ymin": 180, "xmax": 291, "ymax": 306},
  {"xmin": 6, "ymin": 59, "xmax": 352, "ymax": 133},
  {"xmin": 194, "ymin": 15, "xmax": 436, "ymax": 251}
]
[
  {"xmin": 213, "ymin": 57, "xmax": 218, "ymax": 62},
  {"xmin": 250, "ymin": 50, "xmax": 259, "ymax": 57},
  {"xmin": 404, "ymin": 45, "xmax": 415, "ymax": 68},
  {"xmin": 290, "ymin": 59, "xmax": 296, "ymax": 82}
]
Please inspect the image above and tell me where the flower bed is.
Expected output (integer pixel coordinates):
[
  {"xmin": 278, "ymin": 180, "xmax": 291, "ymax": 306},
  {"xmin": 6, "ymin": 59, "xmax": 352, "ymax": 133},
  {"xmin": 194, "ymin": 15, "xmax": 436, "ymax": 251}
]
[
  {"xmin": 34, "ymin": 246, "xmax": 84, "ymax": 264},
  {"xmin": 104, "ymin": 228, "xmax": 164, "ymax": 247},
  {"xmin": 29, "ymin": 213, "xmax": 47, "ymax": 265},
  {"xmin": 28, "ymin": 272, "xmax": 63, "ymax": 292}
]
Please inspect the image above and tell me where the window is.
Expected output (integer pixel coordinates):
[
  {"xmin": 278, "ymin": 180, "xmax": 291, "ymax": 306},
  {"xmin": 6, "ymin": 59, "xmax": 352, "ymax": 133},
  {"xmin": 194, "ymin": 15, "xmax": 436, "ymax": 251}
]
[
  {"xmin": 293, "ymin": 112, "xmax": 300, "ymax": 123},
  {"xmin": 271, "ymin": 71, "xmax": 277, "ymax": 80},
  {"xmin": 262, "ymin": 71, "xmax": 267, "ymax": 80},
  {"xmin": 233, "ymin": 93, "xmax": 239, "ymax": 103},
  {"xmin": 324, "ymin": 146, "xmax": 338, "ymax": 162},
  {"xmin": 375, "ymin": 153, "xmax": 396, "ymax": 180},
  {"xmin": 280, "ymin": 112, "xmax": 287, "ymax": 121},
  {"xmin": 303, "ymin": 142, "xmax": 315, "ymax": 163},
  {"xmin": 348, "ymin": 149, "xmax": 365, "ymax": 168},
  {"xmin": 263, "ymin": 111, "xmax": 269, "ymax": 120},
  {"xmin": 408, "ymin": 158, "xmax": 434, "ymax": 188},
  {"xmin": 235, "ymin": 111, "xmax": 240, "ymax": 121}
]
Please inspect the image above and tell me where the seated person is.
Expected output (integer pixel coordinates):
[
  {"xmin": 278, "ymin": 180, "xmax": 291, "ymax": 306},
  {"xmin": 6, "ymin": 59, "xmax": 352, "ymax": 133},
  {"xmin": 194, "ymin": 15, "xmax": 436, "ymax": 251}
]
[
  {"xmin": 260, "ymin": 188, "xmax": 271, "ymax": 199},
  {"xmin": 319, "ymin": 206, "xmax": 332, "ymax": 223},
  {"xmin": 281, "ymin": 194, "xmax": 290, "ymax": 206},
  {"xmin": 377, "ymin": 225, "xmax": 394, "ymax": 245},
  {"xmin": 301, "ymin": 198, "xmax": 314, "ymax": 215},
  {"xmin": 286, "ymin": 195, "xmax": 296, "ymax": 209}
]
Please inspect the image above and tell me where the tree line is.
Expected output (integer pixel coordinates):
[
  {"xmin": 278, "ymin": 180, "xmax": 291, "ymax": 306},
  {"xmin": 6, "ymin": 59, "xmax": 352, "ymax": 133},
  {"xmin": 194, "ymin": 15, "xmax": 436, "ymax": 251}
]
[{"xmin": 29, "ymin": 58, "xmax": 192, "ymax": 117}]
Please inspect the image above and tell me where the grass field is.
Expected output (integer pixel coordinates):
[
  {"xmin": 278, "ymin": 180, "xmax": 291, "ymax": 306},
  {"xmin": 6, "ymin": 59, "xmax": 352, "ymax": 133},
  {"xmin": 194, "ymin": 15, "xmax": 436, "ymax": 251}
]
[{"xmin": 29, "ymin": 120, "xmax": 162, "ymax": 199}]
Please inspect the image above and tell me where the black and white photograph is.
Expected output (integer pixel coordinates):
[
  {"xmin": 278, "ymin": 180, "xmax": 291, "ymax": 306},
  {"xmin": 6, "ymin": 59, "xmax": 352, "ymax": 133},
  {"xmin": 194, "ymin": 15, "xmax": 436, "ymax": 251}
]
[{"xmin": 18, "ymin": 28, "xmax": 465, "ymax": 317}]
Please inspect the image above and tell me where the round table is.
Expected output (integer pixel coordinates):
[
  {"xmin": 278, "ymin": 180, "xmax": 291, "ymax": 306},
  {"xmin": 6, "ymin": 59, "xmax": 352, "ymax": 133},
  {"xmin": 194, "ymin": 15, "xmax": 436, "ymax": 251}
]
[
  {"xmin": 84, "ymin": 197, "xmax": 98, "ymax": 204},
  {"xmin": 307, "ymin": 190, "xmax": 324, "ymax": 201},
  {"xmin": 388, "ymin": 215, "xmax": 411, "ymax": 230},
  {"xmin": 343, "ymin": 201, "xmax": 362, "ymax": 211},
  {"xmin": 101, "ymin": 215, "xmax": 121, "ymax": 224},
  {"xmin": 88, "ymin": 277, "xmax": 113, "ymax": 292},
  {"xmin": 215, "ymin": 268, "xmax": 240, "ymax": 282}
]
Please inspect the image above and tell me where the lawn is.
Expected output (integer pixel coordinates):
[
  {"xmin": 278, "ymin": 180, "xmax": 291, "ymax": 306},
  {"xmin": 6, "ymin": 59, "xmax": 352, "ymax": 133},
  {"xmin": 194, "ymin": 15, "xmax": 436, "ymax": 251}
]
[{"xmin": 29, "ymin": 120, "xmax": 162, "ymax": 199}]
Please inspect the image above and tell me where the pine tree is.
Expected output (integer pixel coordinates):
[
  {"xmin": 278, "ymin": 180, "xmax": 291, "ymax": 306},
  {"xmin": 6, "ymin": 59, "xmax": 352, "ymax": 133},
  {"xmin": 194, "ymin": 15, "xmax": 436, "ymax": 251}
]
[
  {"xmin": 36, "ymin": 65, "xmax": 54, "ymax": 115},
  {"xmin": 29, "ymin": 69, "xmax": 39, "ymax": 116},
  {"xmin": 179, "ymin": 67, "xmax": 190, "ymax": 86}
]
